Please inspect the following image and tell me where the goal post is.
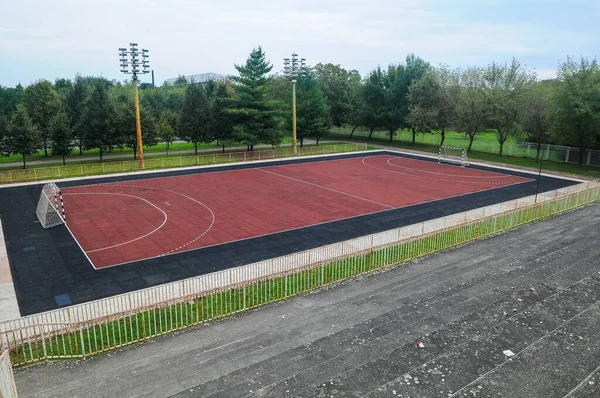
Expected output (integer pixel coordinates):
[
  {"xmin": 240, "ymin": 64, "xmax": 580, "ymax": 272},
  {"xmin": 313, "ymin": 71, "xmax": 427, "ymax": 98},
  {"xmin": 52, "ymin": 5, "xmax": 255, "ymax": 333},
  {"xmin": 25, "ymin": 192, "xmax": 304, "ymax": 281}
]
[
  {"xmin": 438, "ymin": 146, "xmax": 469, "ymax": 167},
  {"xmin": 36, "ymin": 183, "xmax": 66, "ymax": 229}
]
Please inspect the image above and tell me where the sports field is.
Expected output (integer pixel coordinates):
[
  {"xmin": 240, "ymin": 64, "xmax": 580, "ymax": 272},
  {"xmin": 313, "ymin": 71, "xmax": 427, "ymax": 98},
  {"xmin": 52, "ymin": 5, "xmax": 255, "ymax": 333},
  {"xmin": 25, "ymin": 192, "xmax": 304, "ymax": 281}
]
[
  {"xmin": 62, "ymin": 155, "xmax": 530, "ymax": 269},
  {"xmin": 0, "ymin": 151, "xmax": 578, "ymax": 315}
]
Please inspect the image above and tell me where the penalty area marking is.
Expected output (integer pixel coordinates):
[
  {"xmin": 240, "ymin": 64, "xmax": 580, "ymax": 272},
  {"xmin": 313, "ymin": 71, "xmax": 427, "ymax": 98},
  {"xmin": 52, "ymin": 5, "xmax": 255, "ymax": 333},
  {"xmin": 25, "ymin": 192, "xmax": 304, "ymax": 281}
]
[
  {"xmin": 62, "ymin": 192, "xmax": 168, "ymax": 254},
  {"xmin": 386, "ymin": 157, "xmax": 515, "ymax": 179}
]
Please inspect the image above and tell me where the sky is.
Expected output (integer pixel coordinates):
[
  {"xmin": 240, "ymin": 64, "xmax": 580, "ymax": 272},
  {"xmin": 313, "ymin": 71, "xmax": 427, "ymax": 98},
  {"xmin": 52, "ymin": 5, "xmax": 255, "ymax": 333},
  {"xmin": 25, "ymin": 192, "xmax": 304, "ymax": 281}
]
[{"xmin": 1, "ymin": 0, "xmax": 598, "ymax": 87}]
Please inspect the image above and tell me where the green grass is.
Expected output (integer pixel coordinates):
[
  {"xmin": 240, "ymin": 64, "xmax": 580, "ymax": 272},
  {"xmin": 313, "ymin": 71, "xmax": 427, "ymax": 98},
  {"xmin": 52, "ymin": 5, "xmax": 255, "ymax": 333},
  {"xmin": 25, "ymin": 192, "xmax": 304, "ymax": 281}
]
[
  {"xmin": 0, "ymin": 138, "xmax": 295, "ymax": 166},
  {"xmin": 0, "ymin": 141, "xmax": 336, "ymax": 172},
  {"xmin": 0, "ymin": 143, "xmax": 360, "ymax": 183},
  {"xmin": 10, "ymin": 188, "xmax": 599, "ymax": 366}
]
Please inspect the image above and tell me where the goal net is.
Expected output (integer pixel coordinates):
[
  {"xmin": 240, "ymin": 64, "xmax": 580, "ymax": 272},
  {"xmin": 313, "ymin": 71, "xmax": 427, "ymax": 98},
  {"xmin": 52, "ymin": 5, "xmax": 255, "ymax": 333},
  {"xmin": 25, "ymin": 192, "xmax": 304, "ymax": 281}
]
[
  {"xmin": 438, "ymin": 146, "xmax": 469, "ymax": 167},
  {"xmin": 36, "ymin": 183, "xmax": 66, "ymax": 229}
]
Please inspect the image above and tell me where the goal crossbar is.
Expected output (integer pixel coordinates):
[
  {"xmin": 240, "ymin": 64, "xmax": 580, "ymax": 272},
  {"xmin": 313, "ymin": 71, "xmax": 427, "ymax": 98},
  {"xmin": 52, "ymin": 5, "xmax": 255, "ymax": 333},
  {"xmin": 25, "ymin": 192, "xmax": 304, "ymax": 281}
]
[
  {"xmin": 36, "ymin": 183, "xmax": 66, "ymax": 229},
  {"xmin": 438, "ymin": 146, "xmax": 469, "ymax": 167}
]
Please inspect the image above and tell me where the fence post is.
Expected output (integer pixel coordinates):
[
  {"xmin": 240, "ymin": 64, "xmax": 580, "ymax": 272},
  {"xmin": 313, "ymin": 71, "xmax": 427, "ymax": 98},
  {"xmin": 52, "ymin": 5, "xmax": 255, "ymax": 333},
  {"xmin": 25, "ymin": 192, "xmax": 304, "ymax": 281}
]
[
  {"xmin": 34, "ymin": 169, "xmax": 37, "ymax": 180},
  {"xmin": 243, "ymin": 285, "xmax": 246, "ymax": 309},
  {"xmin": 41, "ymin": 328, "xmax": 47, "ymax": 361},
  {"xmin": 79, "ymin": 326, "xmax": 86, "ymax": 359}
]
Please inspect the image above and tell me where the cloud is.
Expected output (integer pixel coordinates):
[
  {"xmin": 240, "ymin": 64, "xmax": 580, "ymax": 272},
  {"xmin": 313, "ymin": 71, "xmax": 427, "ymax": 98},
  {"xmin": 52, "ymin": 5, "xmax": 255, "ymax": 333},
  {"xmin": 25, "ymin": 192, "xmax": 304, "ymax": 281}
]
[{"xmin": 0, "ymin": 0, "xmax": 597, "ymax": 86}]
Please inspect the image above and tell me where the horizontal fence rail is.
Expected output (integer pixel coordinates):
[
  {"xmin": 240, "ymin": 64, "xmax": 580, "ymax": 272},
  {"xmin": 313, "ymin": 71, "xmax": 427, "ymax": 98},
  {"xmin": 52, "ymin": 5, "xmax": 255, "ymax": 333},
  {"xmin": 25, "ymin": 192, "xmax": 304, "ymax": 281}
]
[
  {"xmin": 1, "ymin": 180, "xmax": 599, "ymax": 367},
  {"xmin": 0, "ymin": 144, "xmax": 367, "ymax": 184}
]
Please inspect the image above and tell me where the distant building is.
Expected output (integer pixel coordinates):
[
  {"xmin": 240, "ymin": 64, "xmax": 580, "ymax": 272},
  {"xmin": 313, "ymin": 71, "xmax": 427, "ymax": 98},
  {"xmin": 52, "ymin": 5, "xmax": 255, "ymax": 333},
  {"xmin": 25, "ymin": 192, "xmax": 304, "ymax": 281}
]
[{"xmin": 164, "ymin": 72, "xmax": 226, "ymax": 85}]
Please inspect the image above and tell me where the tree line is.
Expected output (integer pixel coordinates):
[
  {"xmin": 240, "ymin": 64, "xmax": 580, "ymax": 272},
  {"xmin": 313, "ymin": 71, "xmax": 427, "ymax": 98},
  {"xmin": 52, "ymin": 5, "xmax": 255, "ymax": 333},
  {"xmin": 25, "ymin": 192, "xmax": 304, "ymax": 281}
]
[{"xmin": 1, "ymin": 47, "xmax": 599, "ymax": 168}]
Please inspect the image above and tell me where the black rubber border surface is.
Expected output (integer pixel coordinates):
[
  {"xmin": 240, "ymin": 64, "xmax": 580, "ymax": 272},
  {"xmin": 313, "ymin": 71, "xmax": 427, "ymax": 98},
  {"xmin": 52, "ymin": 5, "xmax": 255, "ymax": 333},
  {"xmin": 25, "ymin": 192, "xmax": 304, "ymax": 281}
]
[{"xmin": 0, "ymin": 150, "xmax": 579, "ymax": 315}]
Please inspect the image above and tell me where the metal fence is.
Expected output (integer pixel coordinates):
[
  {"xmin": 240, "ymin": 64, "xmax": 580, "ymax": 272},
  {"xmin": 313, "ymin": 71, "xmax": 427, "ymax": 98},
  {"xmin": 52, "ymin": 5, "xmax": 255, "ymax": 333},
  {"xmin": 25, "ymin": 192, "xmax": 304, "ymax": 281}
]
[
  {"xmin": 0, "ymin": 144, "xmax": 368, "ymax": 184},
  {"xmin": 0, "ymin": 344, "xmax": 17, "ymax": 398},
  {"xmin": 1, "ymin": 178, "xmax": 598, "ymax": 368},
  {"xmin": 517, "ymin": 143, "xmax": 600, "ymax": 167}
]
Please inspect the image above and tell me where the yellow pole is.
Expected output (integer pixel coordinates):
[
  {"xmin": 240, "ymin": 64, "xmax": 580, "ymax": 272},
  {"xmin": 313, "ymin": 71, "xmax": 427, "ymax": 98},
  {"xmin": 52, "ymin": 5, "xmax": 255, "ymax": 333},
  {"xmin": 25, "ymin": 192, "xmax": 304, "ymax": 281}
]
[
  {"xmin": 133, "ymin": 77, "xmax": 145, "ymax": 169},
  {"xmin": 292, "ymin": 79, "xmax": 297, "ymax": 155}
]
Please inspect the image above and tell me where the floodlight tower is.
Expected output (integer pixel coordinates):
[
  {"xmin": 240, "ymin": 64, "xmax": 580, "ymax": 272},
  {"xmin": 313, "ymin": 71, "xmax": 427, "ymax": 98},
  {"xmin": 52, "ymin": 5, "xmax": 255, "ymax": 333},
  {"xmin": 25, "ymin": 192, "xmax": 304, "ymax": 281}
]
[
  {"xmin": 283, "ymin": 53, "xmax": 308, "ymax": 155},
  {"xmin": 119, "ymin": 43, "xmax": 150, "ymax": 168}
]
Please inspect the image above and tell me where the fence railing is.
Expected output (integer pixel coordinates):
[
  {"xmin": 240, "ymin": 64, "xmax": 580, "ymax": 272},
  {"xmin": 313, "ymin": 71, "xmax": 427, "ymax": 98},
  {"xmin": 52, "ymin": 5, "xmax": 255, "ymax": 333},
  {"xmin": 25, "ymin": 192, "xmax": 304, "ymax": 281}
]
[
  {"xmin": 1, "ymin": 179, "xmax": 599, "ymax": 367},
  {"xmin": 0, "ymin": 344, "xmax": 17, "ymax": 398},
  {"xmin": 0, "ymin": 143, "xmax": 368, "ymax": 184}
]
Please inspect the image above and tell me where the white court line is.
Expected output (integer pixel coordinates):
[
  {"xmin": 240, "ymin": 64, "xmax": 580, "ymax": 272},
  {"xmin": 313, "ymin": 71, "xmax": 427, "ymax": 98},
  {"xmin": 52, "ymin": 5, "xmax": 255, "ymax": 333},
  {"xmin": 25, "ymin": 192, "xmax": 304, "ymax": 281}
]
[
  {"xmin": 386, "ymin": 157, "xmax": 515, "ymax": 178},
  {"xmin": 76, "ymin": 183, "xmax": 216, "ymax": 270},
  {"xmin": 63, "ymin": 192, "xmax": 168, "ymax": 254},
  {"xmin": 362, "ymin": 157, "xmax": 535, "ymax": 185},
  {"xmin": 255, "ymin": 167, "xmax": 394, "ymax": 209}
]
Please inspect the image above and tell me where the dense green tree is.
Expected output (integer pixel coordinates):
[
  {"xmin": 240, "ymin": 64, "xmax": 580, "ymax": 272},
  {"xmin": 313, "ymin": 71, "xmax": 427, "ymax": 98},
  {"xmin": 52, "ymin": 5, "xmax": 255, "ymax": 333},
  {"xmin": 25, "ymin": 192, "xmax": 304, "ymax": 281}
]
[
  {"xmin": 179, "ymin": 83, "xmax": 211, "ymax": 154},
  {"xmin": 66, "ymin": 75, "xmax": 90, "ymax": 155},
  {"xmin": 313, "ymin": 63, "xmax": 356, "ymax": 127},
  {"xmin": 0, "ymin": 86, "xmax": 23, "ymax": 121},
  {"xmin": 114, "ymin": 102, "xmax": 159, "ymax": 159},
  {"xmin": 483, "ymin": 59, "xmax": 536, "ymax": 155},
  {"xmin": 22, "ymin": 80, "xmax": 60, "ymax": 157},
  {"xmin": 212, "ymin": 84, "xmax": 235, "ymax": 152},
  {"xmin": 78, "ymin": 82, "xmax": 115, "ymax": 161},
  {"xmin": 551, "ymin": 57, "xmax": 600, "ymax": 166},
  {"xmin": 521, "ymin": 81, "xmax": 553, "ymax": 160},
  {"xmin": 293, "ymin": 74, "xmax": 330, "ymax": 146},
  {"xmin": 0, "ymin": 116, "xmax": 10, "ymax": 157},
  {"xmin": 347, "ymin": 72, "xmax": 364, "ymax": 136},
  {"xmin": 407, "ymin": 67, "xmax": 458, "ymax": 146},
  {"xmin": 158, "ymin": 117, "xmax": 175, "ymax": 156},
  {"xmin": 228, "ymin": 46, "xmax": 283, "ymax": 151},
  {"xmin": 401, "ymin": 54, "xmax": 432, "ymax": 144},
  {"xmin": 49, "ymin": 111, "xmax": 73, "ymax": 165},
  {"xmin": 454, "ymin": 67, "xmax": 488, "ymax": 152},
  {"xmin": 359, "ymin": 68, "xmax": 386, "ymax": 139},
  {"xmin": 9, "ymin": 105, "xmax": 39, "ymax": 168}
]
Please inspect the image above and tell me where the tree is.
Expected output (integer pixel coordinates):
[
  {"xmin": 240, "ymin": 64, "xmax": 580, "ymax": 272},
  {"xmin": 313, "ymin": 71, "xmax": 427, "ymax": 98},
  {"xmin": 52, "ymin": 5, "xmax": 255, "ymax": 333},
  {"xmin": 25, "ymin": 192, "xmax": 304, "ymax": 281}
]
[
  {"xmin": 0, "ymin": 86, "xmax": 23, "ymax": 122},
  {"xmin": 406, "ymin": 67, "xmax": 458, "ymax": 146},
  {"xmin": 158, "ymin": 117, "xmax": 175, "ymax": 156},
  {"xmin": 49, "ymin": 111, "xmax": 73, "ymax": 165},
  {"xmin": 551, "ymin": 57, "xmax": 600, "ymax": 166},
  {"xmin": 454, "ymin": 67, "xmax": 488, "ymax": 152},
  {"xmin": 78, "ymin": 82, "xmax": 115, "ymax": 161},
  {"xmin": 483, "ymin": 59, "xmax": 536, "ymax": 155},
  {"xmin": 521, "ymin": 81, "xmax": 553, "ymax": 160},
  {"xmin": 290, "ymin": 74, "xmax": 330, "ymax": 146},
  {"xmin": 347, "ymin": 72, "xmax": 364, "ymax": 136},
  {"xmin": 228, "ymin": 46, "xmax": 283, "ymax": 151},
  {"xmin": 359, "ymin": 68, "xmax": 386, "ymax": 139},
  {"xmin": 0, "ymin": 116, "xmax": 10, "ymax": 157},
  {"xmin": 402, "ymin": 54, "xmax": 432, "ymax": 144},
  {"xmin": 22, "ymin": 80, "xmax": 60, "ymax": 157},
  {"xmin": 9, "ymin": 105, "xmax": 39, "ymax": 168},
  {"xmin": 314, "ymin": 63, "xmax": 354, "ymax": 127},
  {"xmin": 212, "ymin": 83, "xmax": 235, "ymax": 152},
  {"xmin": 114, "ymin": 102, "xmax": 159, "ymax": 159},
  {"xmin": 179, "ymin": 83, "xmax": 211, "ymax": 154},
  {"xmin": 66, "ymin": 75, "xmax": 90, "ymax": 155}
]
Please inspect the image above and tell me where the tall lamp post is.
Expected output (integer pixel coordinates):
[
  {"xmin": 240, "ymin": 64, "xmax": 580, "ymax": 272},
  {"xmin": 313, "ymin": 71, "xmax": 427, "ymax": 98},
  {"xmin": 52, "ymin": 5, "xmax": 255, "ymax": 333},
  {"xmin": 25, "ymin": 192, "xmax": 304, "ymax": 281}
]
[
  {"xmin": 119, "ymin": 43, "xmax": 150, "ymax": 168},
  {"xmin": 283, "ymin": 54, "xmax": 308, "ymax": 155}
]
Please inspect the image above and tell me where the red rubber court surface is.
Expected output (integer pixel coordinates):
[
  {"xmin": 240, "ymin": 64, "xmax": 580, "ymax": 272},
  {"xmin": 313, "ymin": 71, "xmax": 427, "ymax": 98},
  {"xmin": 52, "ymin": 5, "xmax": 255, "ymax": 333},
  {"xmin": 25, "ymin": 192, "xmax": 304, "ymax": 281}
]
[{"xmin": 61, "ymin": 155, "xmax": 532, "ymax": 269}]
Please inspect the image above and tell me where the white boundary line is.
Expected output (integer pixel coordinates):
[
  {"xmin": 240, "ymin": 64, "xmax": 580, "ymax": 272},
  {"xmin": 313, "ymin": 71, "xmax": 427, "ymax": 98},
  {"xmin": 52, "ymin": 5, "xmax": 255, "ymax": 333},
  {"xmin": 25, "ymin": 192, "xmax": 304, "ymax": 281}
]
[
  {"xmin": 386, "ymin": 157, "xmax": 515, "ymax": 179},
  {"xmin": 63, "ymin": 193, "xmax": 169, "ymax": 254},
  {"xmin": 255, "ymin": 167, "xmax": 394, "ymax": 209},
  {"xmin": 362, "ymin": 157, "xmax": 536, "ymax": 185}
]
